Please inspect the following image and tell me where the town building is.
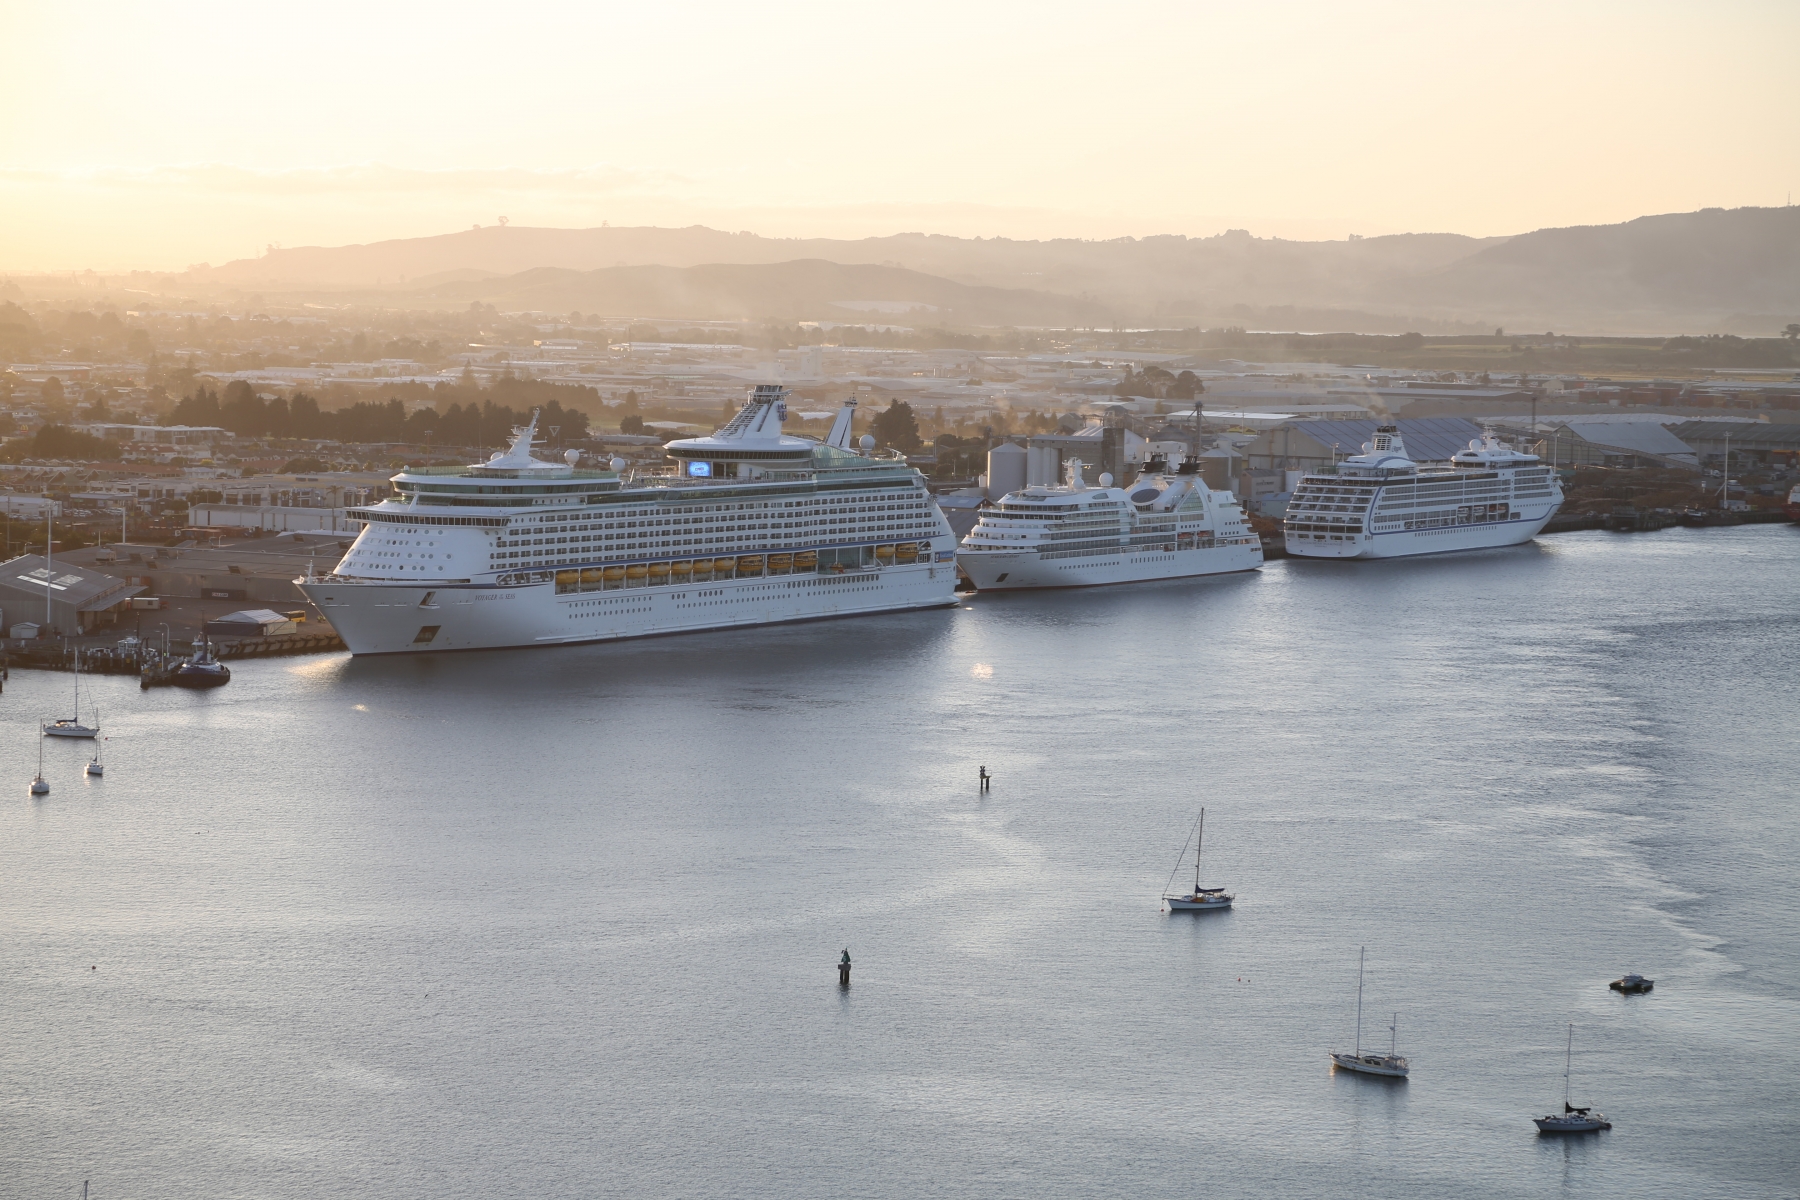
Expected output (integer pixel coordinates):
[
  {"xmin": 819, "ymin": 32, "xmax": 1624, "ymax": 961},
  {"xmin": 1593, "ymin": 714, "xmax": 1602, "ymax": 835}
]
[{"xmin": 0, "ymin": 554, "xmax": 143, "ymax": 637}]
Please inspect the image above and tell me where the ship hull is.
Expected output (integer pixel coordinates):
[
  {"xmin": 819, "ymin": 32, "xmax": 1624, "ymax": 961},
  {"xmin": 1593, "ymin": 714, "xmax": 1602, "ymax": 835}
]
[
  {"xmin": 302, "ymin": 560, "xmax": 959, "ymax": 655},
  {"xmin": 1330, "ymin": 1053, "xmax": 1409, "ymax": 1078},
  {"xmin": 958, "ymin": 541, "xmax": 1262, "ymax": 590},
  {"xmin": 1286, "ymin": 508, "xmax": 1560, "ymax": 560}
]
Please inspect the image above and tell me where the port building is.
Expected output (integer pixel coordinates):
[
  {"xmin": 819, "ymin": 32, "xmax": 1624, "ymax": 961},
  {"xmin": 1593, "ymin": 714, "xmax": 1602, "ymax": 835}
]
[{"xmin": 0, "ymin": 554, "xmax": 144, "ymax": 637}]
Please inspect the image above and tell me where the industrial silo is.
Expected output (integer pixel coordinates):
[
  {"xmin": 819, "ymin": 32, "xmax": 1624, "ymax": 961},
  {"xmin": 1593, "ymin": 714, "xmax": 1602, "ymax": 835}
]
[{"xmin": 986, "ymin": 440, "xmax": 1027, "ymax": 501}]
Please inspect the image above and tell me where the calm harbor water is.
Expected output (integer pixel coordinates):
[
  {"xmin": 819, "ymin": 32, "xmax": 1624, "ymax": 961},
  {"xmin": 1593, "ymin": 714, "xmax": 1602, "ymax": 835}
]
[{"xmin": 2, "ymin": 525, "xmax": 1797, "ymax": 1199}]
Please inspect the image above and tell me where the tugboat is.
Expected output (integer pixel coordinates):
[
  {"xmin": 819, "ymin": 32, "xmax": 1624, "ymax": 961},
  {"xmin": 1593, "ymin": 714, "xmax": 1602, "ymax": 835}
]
[
  {"xmin": 1534, "ymin": 1024, "xmax": 1611, "ymax": 1133},
  {"xmin": 1329, "ymin": 948, "xmax": 1410, "ymax": 1078},
  {"xmin": 1610, "ymin": 973, "xmax": 1654, "ymax": 994},
  {"xmin": 1164, "ymin": 807, "xmax": 1234, "ymax": 911},
  {"xmin": 170, "ymin": 637, "xmax": 231, "ymax": 689}
]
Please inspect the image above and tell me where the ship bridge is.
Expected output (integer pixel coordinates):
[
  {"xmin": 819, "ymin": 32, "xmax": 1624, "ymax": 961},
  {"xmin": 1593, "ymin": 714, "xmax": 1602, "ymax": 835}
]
[{"xmin": 665, "ymin": 385, "xmax": 878, "ymax": 480}]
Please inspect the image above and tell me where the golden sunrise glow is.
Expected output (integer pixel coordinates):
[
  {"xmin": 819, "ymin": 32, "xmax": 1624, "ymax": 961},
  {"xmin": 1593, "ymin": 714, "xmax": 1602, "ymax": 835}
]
[{"xmin": 2, "ymin": 0, "xmax": 1797, "ymax": 270}]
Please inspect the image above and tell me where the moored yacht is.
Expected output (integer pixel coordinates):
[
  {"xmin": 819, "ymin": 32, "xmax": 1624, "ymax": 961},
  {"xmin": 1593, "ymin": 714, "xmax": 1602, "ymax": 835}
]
[
  {"xmin": 957, "ymin": 453, "xmax": 1261, "ymax": 590},
  {"xmin": 1534, "ymin": 1025, "xmax": 1611, "ymax": 1133},
  {"xmin": 301, "ymin": 387, "xmax": 959, "ymax": 654},
  {"xmin": 43, "ymin": 651, "xmax": 99, "ymax": 738},
  {"xmin": 1285, "ymin": 426, "xmax": 1562, "ymax": 559},
  {"xmin": 1330, "ymin": 948, "xmax": 1410, "ymax": 1078},
  {"xmin": 1164, "ymin": 807, "xmax": 1234, "ymax": 911}
]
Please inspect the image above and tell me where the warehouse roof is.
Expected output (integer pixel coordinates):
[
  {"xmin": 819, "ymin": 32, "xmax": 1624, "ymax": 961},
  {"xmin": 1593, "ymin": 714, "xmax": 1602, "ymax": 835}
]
[
  {"xmin": 1555, "ymin": 422, "xmax": 1699, "ymax": 462},
  {"xmin": 0, "ymin": 555, "xmax": 144, "ymax": 612},
  {"xmin": 1289, "ymin": 417, "xmax": 1487, "ymax": 463},
  {"xmin": 1668, "ymin": 421, "xmax": 1800, "ymax": 451}
]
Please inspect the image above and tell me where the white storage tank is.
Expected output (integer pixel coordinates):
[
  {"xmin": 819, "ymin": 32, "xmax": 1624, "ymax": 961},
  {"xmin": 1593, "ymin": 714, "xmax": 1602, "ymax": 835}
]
[{"xmin": 986, "ymin": 441, "xmax": 1027, "ymax": 501}]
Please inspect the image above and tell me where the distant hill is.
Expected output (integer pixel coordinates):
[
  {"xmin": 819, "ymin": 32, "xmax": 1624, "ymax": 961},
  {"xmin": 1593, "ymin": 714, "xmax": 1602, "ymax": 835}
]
[
  {"xmin": 399, "ymin": 259, "xmax": 1107, "ymax": 327},
  {"xmin": 193, "ymin": 207, "xmax": 1800, "ymax": 333},
  {"xmin": 1401, "ymin": 207, "xmax": 1800, "ymax": 329}
]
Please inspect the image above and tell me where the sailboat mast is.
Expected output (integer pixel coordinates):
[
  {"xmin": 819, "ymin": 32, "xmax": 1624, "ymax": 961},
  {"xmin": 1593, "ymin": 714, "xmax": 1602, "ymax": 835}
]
[
  {"xmin": 1565, "ymin": 1024, "xmax": 1573, "ymax": 1107},
  {"xmin": 1195, "ymin": 807, "xmax": 1205, "ymax": 892},
  {"xmin": 1355, "ymin": 947, "xmax": 1365, "ymax": 1056}
]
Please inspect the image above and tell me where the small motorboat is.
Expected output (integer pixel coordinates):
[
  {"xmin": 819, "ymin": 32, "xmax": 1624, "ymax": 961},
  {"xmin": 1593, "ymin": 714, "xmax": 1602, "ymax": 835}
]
[
  {"xmin": 1535, "ymin": 1025, "xmax": 1611, "ymax": 1133},
  {"xmin": 1610, "ymin": 973, "xmax": 1653, "ymax": 994}
]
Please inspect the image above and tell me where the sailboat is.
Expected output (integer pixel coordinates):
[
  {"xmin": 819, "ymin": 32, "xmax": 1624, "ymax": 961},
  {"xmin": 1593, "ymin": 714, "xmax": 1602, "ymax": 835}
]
[
  {"xmin": 1163, "ymin": 807, "xmax": 1233, "ymax": 911},
  {"xmin": 43, "ymin": 650, "xmax": 100, "ymax": 738},
  {"xmin": 29, "ymin": 731, "xmax": 49, "ymax": 795},
  {"xmin": 1534, "ymin": 1024, "xmax": 1611, "ymax": 1132},
  {"xmin": 86, "ymin": 737, "xmax": 105, "ymax": 777},
  {"xmin": 1329, "ymin": 947, "xmax": 1410, "ymax": 1077}
]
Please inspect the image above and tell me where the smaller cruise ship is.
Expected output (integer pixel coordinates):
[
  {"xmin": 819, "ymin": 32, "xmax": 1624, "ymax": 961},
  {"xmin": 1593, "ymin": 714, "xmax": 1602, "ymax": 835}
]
[
  {"xmin": 1284, "ymin": 426, "xmax": 1563, "ymax": 559},
  {"xmin": 957, "ymin": 456, "xmax": 1261, "ymax": 590}
]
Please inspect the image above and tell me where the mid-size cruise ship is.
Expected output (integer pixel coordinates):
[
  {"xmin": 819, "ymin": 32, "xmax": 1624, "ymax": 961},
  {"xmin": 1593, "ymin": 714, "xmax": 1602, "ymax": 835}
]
[
  {"xmin": 300, "ymin": 386, "xmax": 959, "ymax": 654},
  {"xmin": 1283, "ymin": 426, "xmax": 1563, "ymax": 559},
  {"xmin": 956, "ymin": 455, "xmax": 1262, "ymax": 589}
]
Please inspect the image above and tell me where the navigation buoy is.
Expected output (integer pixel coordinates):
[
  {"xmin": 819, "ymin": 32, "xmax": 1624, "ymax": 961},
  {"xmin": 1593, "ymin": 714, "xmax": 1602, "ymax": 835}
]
[{"xmin": 838, "ymin": 949, "xmax": 852, "ymax": 987}]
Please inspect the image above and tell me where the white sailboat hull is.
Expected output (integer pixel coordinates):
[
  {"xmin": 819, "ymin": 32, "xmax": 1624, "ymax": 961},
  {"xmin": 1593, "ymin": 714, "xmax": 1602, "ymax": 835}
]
[
  {"xmin": 1534, "ymin": 1114, "xmax": 1610, "ymax": 1133},
  {"xmin": 1166, "ymin": 895, "xmax": 1233, "ymax": 911},
  {"xmin": 1330, "ymin": 1052, "xmax": 1409, "ymax": 1078}
]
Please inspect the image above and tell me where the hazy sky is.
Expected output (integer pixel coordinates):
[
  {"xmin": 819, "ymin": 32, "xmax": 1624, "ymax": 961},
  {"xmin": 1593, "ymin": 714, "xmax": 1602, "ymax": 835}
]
[{"xmin": 3, "ymin": 0, "xmax": 1796, "ymax": 271}]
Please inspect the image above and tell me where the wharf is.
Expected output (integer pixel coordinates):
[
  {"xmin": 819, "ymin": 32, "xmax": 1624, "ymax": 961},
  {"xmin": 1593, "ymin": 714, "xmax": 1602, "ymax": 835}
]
[
  {"xmin": 1544, "ymin": 508, "xmax": 1790, "ymax": 535},
  {"xmin": 6, "ymin": 630, "xmax": 346, "ymax": 677}
]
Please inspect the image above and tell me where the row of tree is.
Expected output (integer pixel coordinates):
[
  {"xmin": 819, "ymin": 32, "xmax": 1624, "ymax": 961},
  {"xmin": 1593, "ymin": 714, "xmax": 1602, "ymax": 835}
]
[{"xmin": 165, "ymin": 379, "xmax": 591, "ymax": 444}]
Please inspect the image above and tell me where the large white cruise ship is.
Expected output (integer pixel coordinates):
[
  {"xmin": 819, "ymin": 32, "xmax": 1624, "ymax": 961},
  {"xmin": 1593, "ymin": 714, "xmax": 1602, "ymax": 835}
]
[
  {"xmin": 1283, "ymin": 425, "xmax": 1563, "ymax": 559},
  {"xmin": 300, "ymin": 386, "xmax": 959, "ymax": 654},
  {"xmin": 956, "ymin": 456, "xmax": 1262, "ymax": 589}
]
